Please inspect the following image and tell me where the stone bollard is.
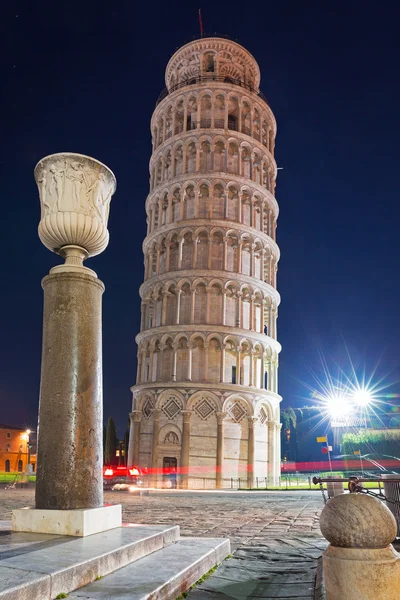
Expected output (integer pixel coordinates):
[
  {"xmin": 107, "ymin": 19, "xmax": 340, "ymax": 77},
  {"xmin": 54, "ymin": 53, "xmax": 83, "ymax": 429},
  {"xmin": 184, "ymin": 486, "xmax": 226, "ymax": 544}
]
[{"xmin": 320, "ymin": 493, "xmax": 400, "ymax": 600}]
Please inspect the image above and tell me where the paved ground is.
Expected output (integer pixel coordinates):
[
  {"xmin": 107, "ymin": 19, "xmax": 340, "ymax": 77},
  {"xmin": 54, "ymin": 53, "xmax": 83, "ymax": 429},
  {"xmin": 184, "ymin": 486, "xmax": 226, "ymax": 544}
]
[{"xmin": 0, "ymin": 488, "xmax": 327, "ymax": 598}]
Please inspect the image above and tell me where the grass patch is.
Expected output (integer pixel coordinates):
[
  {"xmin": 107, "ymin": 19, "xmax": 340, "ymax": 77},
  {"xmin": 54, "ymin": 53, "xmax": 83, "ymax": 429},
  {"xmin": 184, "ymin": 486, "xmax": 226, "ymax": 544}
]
[
  {"xmin": 95, "ymin": 575, "xmax": 103, "ymax": 581},
  {"xmin": 55, "ymin": 594, "xmax": 68, "ymax": 599},
  {"xmin": 176, "ymin": 564, "xmax": 219, "ymax": 599},
  {"xmin": 0, "ymin": 474, "xmax": 36, "ymax": 482}
]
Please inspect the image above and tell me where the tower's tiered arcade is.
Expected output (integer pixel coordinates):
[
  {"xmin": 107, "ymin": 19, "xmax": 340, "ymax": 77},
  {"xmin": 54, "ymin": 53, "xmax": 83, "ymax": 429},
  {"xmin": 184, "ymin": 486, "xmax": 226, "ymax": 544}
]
[{"xmin": 128, "ymin": 37, "xmax": 282, "ymax": 488}]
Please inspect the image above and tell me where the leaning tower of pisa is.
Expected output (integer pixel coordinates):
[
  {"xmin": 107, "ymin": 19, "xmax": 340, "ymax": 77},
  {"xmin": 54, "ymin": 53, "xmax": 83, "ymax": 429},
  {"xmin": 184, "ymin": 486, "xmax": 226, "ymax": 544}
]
[{"xmin": 128, "ymin": 37, "xmax": 282, "ymax": 488}]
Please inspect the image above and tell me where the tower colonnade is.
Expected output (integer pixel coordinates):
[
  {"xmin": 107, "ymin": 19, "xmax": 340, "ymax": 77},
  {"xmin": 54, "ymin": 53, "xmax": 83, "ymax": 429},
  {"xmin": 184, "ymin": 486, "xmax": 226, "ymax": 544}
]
[{"xmin": 129, "ymin": 37, "xmax": 282, "ymax": 488}]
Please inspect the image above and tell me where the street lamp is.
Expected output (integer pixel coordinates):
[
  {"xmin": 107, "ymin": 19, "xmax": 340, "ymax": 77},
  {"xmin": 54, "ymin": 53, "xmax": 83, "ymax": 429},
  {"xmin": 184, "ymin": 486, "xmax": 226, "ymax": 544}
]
[
  {"xmin": 352, "ymin": 388, "xmax": 373, "ymax": 407},
  {"xmin": 26, "ymin": 429, "xmax": 31, "ymax": 469}
]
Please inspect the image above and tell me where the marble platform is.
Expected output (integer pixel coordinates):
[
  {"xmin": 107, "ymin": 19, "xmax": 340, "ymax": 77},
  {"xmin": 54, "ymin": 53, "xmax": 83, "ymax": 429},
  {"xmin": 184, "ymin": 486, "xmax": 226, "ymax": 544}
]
[{"xmin": 0, "ymin": 520, "xmax": 230, "ymax": 600}]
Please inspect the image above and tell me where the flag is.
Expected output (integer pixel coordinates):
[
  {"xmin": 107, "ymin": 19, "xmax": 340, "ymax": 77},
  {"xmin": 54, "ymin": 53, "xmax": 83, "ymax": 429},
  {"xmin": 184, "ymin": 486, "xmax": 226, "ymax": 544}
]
[
  {"xmin": 198, "ymin": 9, "xmax": 204, "ymax": 37},
  {"xmin": 316, "ymin": 436, "xmax": 327, "ymax": 443}
]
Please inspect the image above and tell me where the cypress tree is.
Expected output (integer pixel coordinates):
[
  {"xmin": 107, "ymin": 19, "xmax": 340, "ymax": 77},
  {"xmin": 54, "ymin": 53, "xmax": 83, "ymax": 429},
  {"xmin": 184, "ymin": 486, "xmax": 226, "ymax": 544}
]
[{"xmin": 105, "ymin": 417, "xmax": 117, "ymax": 466}]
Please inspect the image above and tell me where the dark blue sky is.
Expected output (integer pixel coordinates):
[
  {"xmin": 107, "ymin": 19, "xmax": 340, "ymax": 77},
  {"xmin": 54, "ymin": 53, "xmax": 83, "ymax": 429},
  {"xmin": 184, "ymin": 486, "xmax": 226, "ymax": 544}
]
[{"xmin": 1, "ymin": 1, "xmax": 399, "ymax": 436}]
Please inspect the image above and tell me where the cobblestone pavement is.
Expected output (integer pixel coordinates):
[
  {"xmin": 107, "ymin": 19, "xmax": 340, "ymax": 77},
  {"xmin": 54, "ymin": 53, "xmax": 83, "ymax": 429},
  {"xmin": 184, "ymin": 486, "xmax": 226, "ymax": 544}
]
[{"xmin": 0, "ymin": 488, "xmax": 327, "ymax": 598}]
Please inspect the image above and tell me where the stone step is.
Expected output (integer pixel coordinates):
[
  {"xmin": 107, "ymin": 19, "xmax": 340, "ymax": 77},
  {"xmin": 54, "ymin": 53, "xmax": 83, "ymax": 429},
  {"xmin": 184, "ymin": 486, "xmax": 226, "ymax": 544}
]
[
  {"xmin": 0, "ymin": 523, "xmax": 179, "ymax": 600},
  {"xmin": 68, "ymin": 537, "xmax": 230, "ymax": 600}
]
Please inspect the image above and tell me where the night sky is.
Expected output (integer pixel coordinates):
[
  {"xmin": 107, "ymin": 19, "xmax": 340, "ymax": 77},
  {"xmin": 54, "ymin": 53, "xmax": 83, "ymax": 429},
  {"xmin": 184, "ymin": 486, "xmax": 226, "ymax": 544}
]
[{"xmin": 1, "ymin": 1, "xmax": 399, "ymax": 437}]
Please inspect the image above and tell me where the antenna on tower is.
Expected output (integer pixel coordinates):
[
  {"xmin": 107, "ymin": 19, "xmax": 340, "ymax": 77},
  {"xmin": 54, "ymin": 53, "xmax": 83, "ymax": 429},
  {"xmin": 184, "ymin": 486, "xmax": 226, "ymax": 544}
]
[{"xmin": 198, "ymin": 9, "xmax": 204, "ymax": 37}]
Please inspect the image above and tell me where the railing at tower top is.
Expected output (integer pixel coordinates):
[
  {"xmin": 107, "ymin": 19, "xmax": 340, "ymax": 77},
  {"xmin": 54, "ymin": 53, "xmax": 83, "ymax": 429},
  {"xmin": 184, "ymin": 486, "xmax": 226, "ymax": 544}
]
[{"xmin": 156, "ymin": 75, "xmax": 269, "ymax": 106}]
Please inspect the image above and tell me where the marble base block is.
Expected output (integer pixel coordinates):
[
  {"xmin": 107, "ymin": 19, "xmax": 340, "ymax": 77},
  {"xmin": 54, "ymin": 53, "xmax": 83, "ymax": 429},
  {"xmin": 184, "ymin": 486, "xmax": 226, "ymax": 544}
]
[{"xmin": 12, "ymin": 504, "xmax": 122, "ymax": 537}]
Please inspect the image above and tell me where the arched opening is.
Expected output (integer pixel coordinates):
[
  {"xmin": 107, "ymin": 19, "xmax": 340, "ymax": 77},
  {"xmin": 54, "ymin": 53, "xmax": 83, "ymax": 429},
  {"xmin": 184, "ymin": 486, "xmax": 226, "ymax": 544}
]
[
  {"xmin": 227, "ymin": 142, "xmax": 239, "ymax": 174},
  {"xmin": 207, "ymin": 338, "xmax": 221, "ymax": 382},
  {"xmin": 228, "ymin": 96, "xmax": 239, "ymax": 131},
  {"xmin": 175, "ymin": 100, "xmax": 184, "ymax": 135},
  {"xmin": 224, "ymin": 340, "xmax": 237, "ymax": 383},
  {"xmin": 227, "ymin": 185, "xmax": 238, "ymax": 221},
  {"xmin": 192, "ymin": 337, "xmax": 205, "ymax": 382},
  {"xmin": 194, "ymin": 283, "xmax": 207, "ymax": 323},
  {"xmin": 213, "ymin": 141, "xmax": 225, "ymax": 172},
  {"xmin": 5, "ymin": 459, "xmax": 10, "ymax": 473},
  {"xmin": 200, "ymin": 141, "xmax": 211, "ymax": 173},
  {"xmin": 214, "ymin": 95, "xmax": 225, "ymax": 129},
  {"xmin": 226, "ymin": 233, "xmax": 239, "ymax": 272},
  {"xmin": 179, "ymin": 283, "xmax": 191, "ymax": 324},
  {"xmin": 211, "ymin": 232, "xmax": 224, "ymax": 270},
  {"xmin": 200, "ymin": 95, "xmax": 212, "ymax": 128},
  {"xmin": 186, "ymin": 142, "xmax": 196, "ymax": 174},
  {"xmin": 176, "ymin": 337, "xmax": 188, "ymax": 380},
  {"xmin": 187, "ymin": 96, "xmax": 198, "ymax": 131},
  {"xmin": 213, "ymin": 184, "xmax": 225, "ymax": 219},
  {"xmin": 162, "ymin": 339, "xmax": 173, "ymax": 382},
  {"xmin": 181, "ymin": 232, "xmax": 194, "ymax": 269},
  {"xmin": 183, "ymin": 186, "xmax": 195, "ymax": 220},
  {"xmin": 209, "ymin": 283, "xmax": 222, "ymax": 324},
  {"xmin": 198, "ymin": 184, "xmax": 209, "ymax": 219}
]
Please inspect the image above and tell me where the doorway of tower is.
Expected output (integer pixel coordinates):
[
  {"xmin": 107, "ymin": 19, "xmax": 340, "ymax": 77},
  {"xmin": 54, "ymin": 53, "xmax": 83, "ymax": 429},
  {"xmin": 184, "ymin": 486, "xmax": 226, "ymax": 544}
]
[{"xmin": 163, "ymin": 457, "xmax": 178, "ymax": 489}]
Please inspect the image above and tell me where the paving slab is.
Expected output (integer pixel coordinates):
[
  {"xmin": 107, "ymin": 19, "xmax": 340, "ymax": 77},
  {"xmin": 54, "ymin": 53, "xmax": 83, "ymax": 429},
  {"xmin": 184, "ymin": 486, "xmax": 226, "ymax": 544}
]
[{"xmin": 68, "ymin": 537, "xmax": 230, "ymax": 600}]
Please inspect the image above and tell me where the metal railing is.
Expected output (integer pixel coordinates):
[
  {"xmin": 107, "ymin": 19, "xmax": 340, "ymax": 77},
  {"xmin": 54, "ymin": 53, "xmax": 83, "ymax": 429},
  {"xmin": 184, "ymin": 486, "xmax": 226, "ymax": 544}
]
[{"xmin": 156, "ymin": 75, "xmax": 269, "ymax": 106}]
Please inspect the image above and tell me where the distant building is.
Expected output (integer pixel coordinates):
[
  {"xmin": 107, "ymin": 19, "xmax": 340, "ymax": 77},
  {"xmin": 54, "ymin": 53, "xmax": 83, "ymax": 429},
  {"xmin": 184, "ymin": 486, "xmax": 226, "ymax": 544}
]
[{"xmin": 0, "ymin": 425, "xmax": 36, "ymax": 474}]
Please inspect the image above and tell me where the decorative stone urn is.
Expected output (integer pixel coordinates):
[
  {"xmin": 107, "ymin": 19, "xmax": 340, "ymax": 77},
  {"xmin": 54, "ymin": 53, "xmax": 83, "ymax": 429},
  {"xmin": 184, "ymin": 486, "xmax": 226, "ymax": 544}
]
[{"xmin": 34, "ymin": 152, "xmax": 116, "ymax": 275}]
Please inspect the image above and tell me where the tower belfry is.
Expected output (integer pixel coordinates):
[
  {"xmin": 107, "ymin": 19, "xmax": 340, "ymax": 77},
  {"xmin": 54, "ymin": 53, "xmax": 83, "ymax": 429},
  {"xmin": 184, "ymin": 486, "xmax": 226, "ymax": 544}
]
[{"xmin": 128, "ymin": 37, "xmax": 282, "ymax": 488}]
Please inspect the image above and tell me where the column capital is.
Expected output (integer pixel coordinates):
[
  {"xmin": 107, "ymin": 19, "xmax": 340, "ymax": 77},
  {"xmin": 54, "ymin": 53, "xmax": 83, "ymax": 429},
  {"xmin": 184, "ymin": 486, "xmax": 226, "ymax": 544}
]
[
  {"xmin": 247, "ymin": 416, "xmax": 258, "ymax": 427},
  {"xmin": 181, "ymin": 410, "xmax": 193, "ymax": 423},
  {"xmin": 130, "ymin": 410, "xmax": 142, "ymax": 423},
  {"xmin": 153, "ymin": 408, "xmax": 162, "ymax": 420},
  {"xmin": 216, "ymin": 411, "xmax": 227, "ymax": 424}
]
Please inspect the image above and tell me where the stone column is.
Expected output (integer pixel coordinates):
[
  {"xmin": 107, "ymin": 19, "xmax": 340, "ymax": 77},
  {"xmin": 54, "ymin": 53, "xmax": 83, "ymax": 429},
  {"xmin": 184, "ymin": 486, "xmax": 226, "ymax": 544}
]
[
  {"xmin": 216, "ymin": 412, "xmax": 226, "ymax": 489},
  {"xmin": 175, "ymin": 289, "xmax": 181, "ymax": 324},
  {"xmin": 151, "ymin": 409, "xmax": 161, "ymax": 486},
  {"xmin": 171, "ymin": 343, "xmax": 178, "ymax": 381},
  {"xmin": 180, "ymin": 411, "xmax": 192, "ymax": 489},
  {"xmin": 247, "ymin": 417, "xmax": 257, "ymax": 488},
  {"xmin": 32, "ymin": 153, "xmax": 116, "ymax": 514},
  {"xmin": 36, "ymin": 272, "xmax": 105, "ymax": 510},
  {"xmin": 220, "ymin": 343, "xmax": 226, "ymax": 383},
  {"xmin": 131, "ymin": 410, "xmax": 142, "ymax": 466},
  {"xmin": 268, "ymin": 422, "xmax": 276, "ymax": 486},
  {"xmin": 187, "ymin": 343, "xmax": 193, "ymax": 381}
]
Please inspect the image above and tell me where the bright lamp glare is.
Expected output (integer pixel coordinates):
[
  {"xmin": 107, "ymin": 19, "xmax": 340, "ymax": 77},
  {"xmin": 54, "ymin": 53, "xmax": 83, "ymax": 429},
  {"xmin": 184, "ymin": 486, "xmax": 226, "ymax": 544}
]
[
  {"xmin": 352, "ymin": 389, "xmax": 372, "ymax": 407},
  {"xmin": 325, "ymin": 393, "xmax": 353, "ymax": 418}
]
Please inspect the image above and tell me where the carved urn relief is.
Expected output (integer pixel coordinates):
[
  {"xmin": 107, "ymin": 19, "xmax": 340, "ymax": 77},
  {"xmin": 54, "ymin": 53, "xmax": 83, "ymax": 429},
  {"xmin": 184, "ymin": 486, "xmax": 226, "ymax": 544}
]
[{"xmin": 35, "ymin": 153, "xmax": 116, "ymax": 275}]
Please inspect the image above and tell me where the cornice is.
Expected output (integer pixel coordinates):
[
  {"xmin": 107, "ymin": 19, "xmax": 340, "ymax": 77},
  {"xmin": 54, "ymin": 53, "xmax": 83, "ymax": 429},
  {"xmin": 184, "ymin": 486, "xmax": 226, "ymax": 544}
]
[
  {"xmin": 146, "ymin": 174, "xmax": 280, "ymax": 217},
  {"xmin": 135, "ymin": 324, "xmax": 282, "ymax": 354},
  {"xmin": 149, "ymin": 128, "xmax": 277, "ymax": 173},
  {"xmin": 139, "ymin": 269, "xmax": 281, "ymax": 305},
  {"xmin": 151, "ymin": 81, "xmax": 276, "ymax": 134},
  {"xmin": 130, "ymin": 381, "xmax": 282, "ymax": 404},
  {"xmin": 142, "ymin": 218, "xmax": 280, "ymax": 259}
]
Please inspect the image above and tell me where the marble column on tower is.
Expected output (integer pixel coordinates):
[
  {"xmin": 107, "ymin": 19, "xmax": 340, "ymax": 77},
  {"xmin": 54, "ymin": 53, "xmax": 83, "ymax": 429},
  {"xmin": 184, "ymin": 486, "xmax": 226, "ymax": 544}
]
[
  {"xmin": 180, "ymin": 410, "xmax": 192, "ymax": 489},
  {"xmin": 247, "ymin": 417, "xmax": 257, "ymax": 488},
  {"xmin": 216, "ymin": 412, "xmax": 226, "ymax": 489},
  {"xmin": 268, "ymin": 422, "xmax": 277, "ymax": 486},
  {"xmin": 13, "ymin": 152, "xmax": 120, "ymax": 537},
  {"xmin": 151, "ymin": 409, "xmax": 161, "ymax": 486}
]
